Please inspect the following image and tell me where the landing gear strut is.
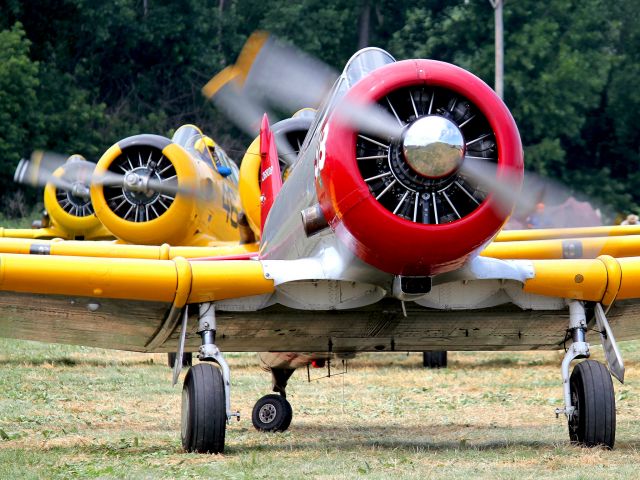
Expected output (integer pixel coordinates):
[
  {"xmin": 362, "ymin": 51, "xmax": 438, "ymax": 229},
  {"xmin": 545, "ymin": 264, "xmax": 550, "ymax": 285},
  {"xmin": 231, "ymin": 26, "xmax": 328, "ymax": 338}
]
[
  {"xmin": 181, "ymin": 303, "xmax": 237, "ymax": 453},
  {"xmin": 556, "ymin": 301, "xmax": 618, "ymax": 448},
  {"xmin": 252, "ymin": 367, "xmax": 294, "ymax": 432}
]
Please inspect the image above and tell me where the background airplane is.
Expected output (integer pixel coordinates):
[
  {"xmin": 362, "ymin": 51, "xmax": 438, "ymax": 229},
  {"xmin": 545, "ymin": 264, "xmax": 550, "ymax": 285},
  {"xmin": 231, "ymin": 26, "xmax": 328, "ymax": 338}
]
[{"xmin": 4, "ymin": 154, "xmax": 112, "ymax": 241}]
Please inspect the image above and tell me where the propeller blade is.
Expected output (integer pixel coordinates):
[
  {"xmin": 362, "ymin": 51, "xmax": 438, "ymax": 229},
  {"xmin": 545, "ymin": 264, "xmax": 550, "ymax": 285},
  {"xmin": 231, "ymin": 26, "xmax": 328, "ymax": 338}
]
[
  {"xmin": 459, "ymin": 155, "xmax": 523, "ymax": 216},
  {"xmin": 206, "ymin": 70, "xmax": 277, "ymax": 137},
  {"xmin": 333, "ymin": 98, "xmax": 405, "ymax": 140},
  {"xmin": 15, "ymin": 151, "xmax": 70, "ymax": 188},
  {"xmin": 14, "ymin": 151, "xmax": 95, "ymax": 198},
  {"xmin": 91, "ymin": 169, "xmax": 200, "ymax": 201},
  {"xmin": 203, "ymin": 32, "xmax": 403, "ymax": 140},
  {"xmin": 239, "ymin": 32, "xmax": 338, "ymax": 112}
]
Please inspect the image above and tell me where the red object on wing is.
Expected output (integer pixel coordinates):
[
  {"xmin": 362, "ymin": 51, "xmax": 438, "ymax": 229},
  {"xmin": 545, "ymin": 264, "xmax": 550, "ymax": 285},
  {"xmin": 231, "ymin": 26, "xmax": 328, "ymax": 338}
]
[
  {"xmin": 316, "ymin": 60, "xmax": 524, "ymax": 276},
  {"xmin": 259, "ymin": 114, "xmax": 283, "ymax": 233}
]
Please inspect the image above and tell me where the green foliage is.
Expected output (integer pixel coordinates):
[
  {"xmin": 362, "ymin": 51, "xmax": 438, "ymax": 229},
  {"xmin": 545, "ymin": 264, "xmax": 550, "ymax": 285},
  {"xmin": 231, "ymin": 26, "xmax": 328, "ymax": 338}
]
[
  {"xmin": 0, "ymin": 23, "xmax": 39, "ymax": 180},
  {"xmin": 0, "ymin": 0, "xmax": 638, "ymax": 215},
  {"xmin": 390, "ymin": 0, "xmax": 636, "ymax": 213},
  {"xmin": 255, "ymin": 0, "xmax": 360, "ymax": 67}
]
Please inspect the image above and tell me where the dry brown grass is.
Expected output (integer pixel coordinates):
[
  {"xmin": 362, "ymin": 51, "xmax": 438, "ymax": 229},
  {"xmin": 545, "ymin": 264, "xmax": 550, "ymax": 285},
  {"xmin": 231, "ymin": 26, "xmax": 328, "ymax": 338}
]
[{"xmin": 1, "ymin": 341, "xmax": 640, "ymax": 478}]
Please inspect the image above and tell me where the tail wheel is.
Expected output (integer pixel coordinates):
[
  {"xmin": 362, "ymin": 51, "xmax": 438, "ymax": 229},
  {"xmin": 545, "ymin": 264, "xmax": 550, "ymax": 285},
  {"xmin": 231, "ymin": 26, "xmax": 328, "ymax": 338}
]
[
  {"xmin": 252, "ymin": 394, "xmax": 293, "ymax": 432},
  {"xmin": 422, "ymin": 351, "xmax": 448, "ymax": 369},
  {"xmin": 568, "ymin": 360, "xmax": 616, "ymax": 448},
  {"xmin": 181, "ymin": 363, "xmax": 226, "ymax": 453}
]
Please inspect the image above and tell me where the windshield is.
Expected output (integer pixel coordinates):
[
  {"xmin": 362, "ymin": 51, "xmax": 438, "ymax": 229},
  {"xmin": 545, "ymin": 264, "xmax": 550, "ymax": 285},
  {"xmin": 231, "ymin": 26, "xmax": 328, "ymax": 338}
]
[
  {"xmin": 343, "ymin": 48, "xmax": 396, "ymax": 89},
  {"xmin": 171, "ymin": 124, "xmax": 216, "ymax": 168},
  {"xmin": 301, "ymin": 48, "xmax": 396, "ymax": 153}
]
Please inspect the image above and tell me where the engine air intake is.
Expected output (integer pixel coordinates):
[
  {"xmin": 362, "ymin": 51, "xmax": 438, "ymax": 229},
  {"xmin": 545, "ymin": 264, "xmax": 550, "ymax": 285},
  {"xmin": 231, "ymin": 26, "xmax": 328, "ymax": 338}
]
[
  {"xmin": 103, "ymin": 145, "xmax": 177, "ymax": 223},
  {"xmin": 356, "ymin": 86, "xmax": 496, "ymax": 225}
]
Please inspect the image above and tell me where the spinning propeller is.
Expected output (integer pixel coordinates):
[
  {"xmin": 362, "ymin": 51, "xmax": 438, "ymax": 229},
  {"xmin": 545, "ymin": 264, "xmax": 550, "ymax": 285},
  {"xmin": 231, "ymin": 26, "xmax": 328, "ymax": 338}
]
[
  {"xmin": 203, "ymin": 32, "xmax": 603, "ymax": 226},
  {"xmin": 14, "ymin": 149, "xmax": 196, "ymax": 204},
  {"xmin": 203, "ymin": 32, "xmax": 528, "ymax": 217}
]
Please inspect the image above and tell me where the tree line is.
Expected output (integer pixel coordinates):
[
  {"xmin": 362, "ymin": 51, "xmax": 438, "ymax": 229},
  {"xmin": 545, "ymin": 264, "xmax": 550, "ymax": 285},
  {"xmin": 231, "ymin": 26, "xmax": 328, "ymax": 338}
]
[{"xmin": 1, "ymin": 0, "xmax": 638, "ymax": 216}]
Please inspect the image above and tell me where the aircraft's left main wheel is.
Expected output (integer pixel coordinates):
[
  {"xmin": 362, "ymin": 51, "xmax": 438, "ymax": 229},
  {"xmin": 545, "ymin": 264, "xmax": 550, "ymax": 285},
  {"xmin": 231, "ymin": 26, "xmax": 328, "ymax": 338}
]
[
  {"xmin": 252, "ymin": 394, "xmax": 293, "ymax": 432},
  {"xmin": 181, "ymin": 363, "xmax": 226, "ymax": 453},
  {"xmin": 568, "ymin": 360, "xmax": 616, "ymax": 448}
]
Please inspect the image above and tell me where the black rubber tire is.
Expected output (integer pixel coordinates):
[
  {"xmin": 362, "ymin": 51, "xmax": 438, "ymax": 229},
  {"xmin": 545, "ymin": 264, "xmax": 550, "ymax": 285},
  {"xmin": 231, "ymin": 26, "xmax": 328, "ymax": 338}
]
[
  {"xmin": 252, "ymin": 394, "xmax": 293, "ymax": 432},
  {"xmin": 568, "ymin": 360, "xmax": 616, "ymax": 448},
  {"xmin": 168, "ymin": 352, "xmax": 193, "ymax": 368},
  {"xmin": 181, "ymin": 363, "xmax": 226, "ymax": 453},
  {"xmin": 422, "ymin": 351, "xmax": 447, "ymax": 368}
]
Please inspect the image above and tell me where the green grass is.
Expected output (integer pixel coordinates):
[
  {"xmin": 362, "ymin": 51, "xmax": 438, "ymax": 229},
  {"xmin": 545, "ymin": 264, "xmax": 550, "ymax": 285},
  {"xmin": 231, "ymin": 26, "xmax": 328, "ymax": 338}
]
[
  {"xmin": 2, "ymin": 339, "xmax": 640, "ymax": 479},
  {"xmin": 0, "ymin": 204, "xmax": 43, "ymax": 229}
]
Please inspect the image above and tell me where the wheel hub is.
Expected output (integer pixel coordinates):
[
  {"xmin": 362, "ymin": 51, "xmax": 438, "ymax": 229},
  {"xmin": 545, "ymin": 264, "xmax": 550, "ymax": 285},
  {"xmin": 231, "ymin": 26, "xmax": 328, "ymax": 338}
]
[
  {"xmin": 258, "ymin": 403, "xmax": 277, "ymax": 424},
  {"xmin": 123, "ymin": 167, "xmax": 161, "ymax": 204}
]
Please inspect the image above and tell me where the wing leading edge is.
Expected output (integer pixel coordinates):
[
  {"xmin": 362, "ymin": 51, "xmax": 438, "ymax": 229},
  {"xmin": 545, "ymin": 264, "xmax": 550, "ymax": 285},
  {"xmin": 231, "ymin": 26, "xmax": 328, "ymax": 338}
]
[{"xmin": 0, "ymin": 254, "xmax": 640, "ymax": 351}]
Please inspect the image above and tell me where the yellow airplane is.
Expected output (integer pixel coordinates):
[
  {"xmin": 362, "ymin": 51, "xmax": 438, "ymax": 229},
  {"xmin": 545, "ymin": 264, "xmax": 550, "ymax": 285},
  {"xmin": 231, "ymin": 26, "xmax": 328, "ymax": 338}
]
[
  {"xmin": 5, "ymin": 154, "xmax": 112, "ymax": 241},
  {"xmin": 1, "ymin": 33, "xmax": 639, "ymax": 454}
]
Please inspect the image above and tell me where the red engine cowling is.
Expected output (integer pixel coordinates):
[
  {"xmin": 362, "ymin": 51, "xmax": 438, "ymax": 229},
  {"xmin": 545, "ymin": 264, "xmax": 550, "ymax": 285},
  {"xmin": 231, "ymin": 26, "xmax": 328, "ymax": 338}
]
[{"xmin": 316, "ymin": 60, "xmax": 523, "ymax": 276}]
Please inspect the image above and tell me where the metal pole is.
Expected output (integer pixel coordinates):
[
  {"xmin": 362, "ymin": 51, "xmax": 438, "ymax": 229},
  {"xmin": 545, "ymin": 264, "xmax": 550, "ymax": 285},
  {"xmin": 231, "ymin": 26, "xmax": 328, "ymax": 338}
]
[{"xmin": 490, "ymin": 0, "xmax": 504, "ymax": 99}]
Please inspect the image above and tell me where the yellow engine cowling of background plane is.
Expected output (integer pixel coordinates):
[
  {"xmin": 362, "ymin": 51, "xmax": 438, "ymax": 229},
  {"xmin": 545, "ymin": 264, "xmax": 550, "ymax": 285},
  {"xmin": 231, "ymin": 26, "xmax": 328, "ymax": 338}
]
[
  {"xmin": 239, "ymin": 115, "xmax": 314, "ymax": 237},
  {"xmin": 90, "ymin": 134, "xmax": 239, "ymax": 246},
  {"xmin": 41, "ymin": 167, "xmax": 112, "ymax": 240},
  {"xmin": 239, "ymin": 136, "xmax": 262, "ymax": 236}
]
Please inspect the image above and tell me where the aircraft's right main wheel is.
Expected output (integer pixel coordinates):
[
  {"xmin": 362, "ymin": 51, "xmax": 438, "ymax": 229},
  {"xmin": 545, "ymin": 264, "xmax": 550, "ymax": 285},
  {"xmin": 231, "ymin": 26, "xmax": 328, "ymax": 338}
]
[
  {"xmin": 252, "ymin": 394, "xmax": 293, "ymax": 432},
  {"xmin": 181, "ymin": 363, "xmax": 226, "ymax": 453},
  {"xmin": 423, "ymin": 351, "xmax": 447, "ymax": 369},
  {"xmin": 568, "ymin": 360, "xmax": 616, "ymax": 448}
]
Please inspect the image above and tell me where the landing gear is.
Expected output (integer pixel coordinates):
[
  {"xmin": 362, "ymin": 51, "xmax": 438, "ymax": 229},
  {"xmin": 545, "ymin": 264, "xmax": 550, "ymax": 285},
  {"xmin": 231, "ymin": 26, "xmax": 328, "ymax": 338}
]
[
  {"xmin": 181, "ymin": 363, "xmax": 226, "ymax": 453},
  {"xmin": 168, "ymin": 351, "xmax": 193, "ymax": 368},
  {"xmin": 556, "ymin": 301, "xmax": 620, "ymax": 449},
  {"xmin": 252, "ymin": 394, "xmax": 293, "ymax": 432},
  {"xmin": 252, "ymin": 367, "xmax": 296, "ymax": 432},
  {"xmin": 568, "ymin": 360, "xmax": 616, "ymax": 448},
  {"xmin": 422, "ymin": 351, "xmax": 447, "ymax": 368},
  {"xmin": 180, "ymin": 303, "xmax": 237, "ymax": 454}
]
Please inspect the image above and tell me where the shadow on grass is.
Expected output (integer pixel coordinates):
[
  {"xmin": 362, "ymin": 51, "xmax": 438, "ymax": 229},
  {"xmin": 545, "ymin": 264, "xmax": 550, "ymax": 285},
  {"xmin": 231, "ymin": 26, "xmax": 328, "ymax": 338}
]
[
  {"xmin": 0, "ymin": 357, "xmax": 160, "ymax": 368},
  {"xmin": 232, "ymin": 423, "xmax": 640, "ymax": 454},
  {"xmin": 0, "ymin": 435, "xmax": 558, "ymax": 458},
  {"xmin": 358, "ymin": 356, "xmax": 563, "ymax": 370},
  {"xmin": 6, "ymin": 422, "xmax": 640, "ymax": 460},
  {"xmin": 451, "ymin": 357, "xmax": 561, "ymax": 369}
]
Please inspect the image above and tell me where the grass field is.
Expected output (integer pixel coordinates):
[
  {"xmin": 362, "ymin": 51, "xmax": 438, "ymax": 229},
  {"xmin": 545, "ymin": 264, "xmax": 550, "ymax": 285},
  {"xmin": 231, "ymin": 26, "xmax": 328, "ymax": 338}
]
[{"xmin": 1, "ymin": 339, "xmax": 640, "ymax": 479}]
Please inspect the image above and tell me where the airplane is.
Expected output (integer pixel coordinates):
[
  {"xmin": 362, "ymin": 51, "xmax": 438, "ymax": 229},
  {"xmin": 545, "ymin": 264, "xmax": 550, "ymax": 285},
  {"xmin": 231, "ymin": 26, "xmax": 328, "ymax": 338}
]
[
  {"xmin": 3, "ymin": 118, "xmax": 640, "ymax": 389},
  {"xmin": 4, "ymin": 154, "xmax": 113, "ymax": 241},
  {"xmin": 4, "ymin": 122, "xmax": 310, "ymax": 367},
  {"xmin": 1, "ymin": 33, "xmax": 638, "ymax": 455}
]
